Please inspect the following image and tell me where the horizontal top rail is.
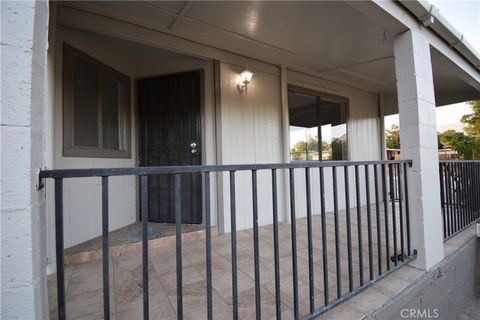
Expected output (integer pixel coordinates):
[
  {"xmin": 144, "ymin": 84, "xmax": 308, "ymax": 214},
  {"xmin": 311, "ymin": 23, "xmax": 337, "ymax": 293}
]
[
  {"xmin": 39, "ymin": 160, "xmax": 413, "ymax": 179},
  {"xmin": 439, "ymin": 160, "xmax": 480, "ymax": 163}
]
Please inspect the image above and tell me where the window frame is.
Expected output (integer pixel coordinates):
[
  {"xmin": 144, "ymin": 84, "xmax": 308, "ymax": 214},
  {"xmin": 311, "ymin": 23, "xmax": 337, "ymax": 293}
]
[
  {"xmin": 288, "ymin": 85, "xmax": 349, "ymax": 161},
  {"xmin": 63, "ymin": 44, "xmax": 131, "ymax": 158}
]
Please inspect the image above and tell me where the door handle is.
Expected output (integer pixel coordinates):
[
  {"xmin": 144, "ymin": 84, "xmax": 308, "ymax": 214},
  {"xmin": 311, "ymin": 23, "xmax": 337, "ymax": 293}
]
[{"xmin": 190, "ymin": 142, "xmax": 198, "ymax": 154}]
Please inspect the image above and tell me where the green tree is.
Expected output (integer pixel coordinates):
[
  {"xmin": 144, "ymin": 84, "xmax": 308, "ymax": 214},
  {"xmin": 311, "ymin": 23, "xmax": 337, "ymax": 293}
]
[
  {"xmin": 385, "ymin": 124, "xmax": 400, "ymax": 149},
  {"xmin": 331, "ymin": 138, "xmax": 347, "ymax": 160},
  {"xmin": 437, "ymin": 132, "xmax": 445, "ymax": 149},
  {"xmin": 291, "ymin": 135, "xmax": 321, "ymax": 160},
  {"xmin": 461, "ymin": 100, "xmax": 480, "ymax": 138},
  {"xmin": 291, "ymin": 134, "xmax": 341, "ymax": 160},
  {"xmin": 439, "ymin": 129, "xmax": 480, "ymax": 160},
  {"xmin": 291, "ymin": 140, "xmax": 307, "ymax": 161},
  {"xmin": 306, "ymin": 135, "xmax": 318, "ymax": 153}
]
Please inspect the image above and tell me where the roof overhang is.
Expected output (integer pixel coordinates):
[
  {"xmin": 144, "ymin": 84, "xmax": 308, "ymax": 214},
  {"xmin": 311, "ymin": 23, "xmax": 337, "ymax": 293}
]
[{"xmin": 398, "ymin": 0, "xmax": 480, "ymax": 72}]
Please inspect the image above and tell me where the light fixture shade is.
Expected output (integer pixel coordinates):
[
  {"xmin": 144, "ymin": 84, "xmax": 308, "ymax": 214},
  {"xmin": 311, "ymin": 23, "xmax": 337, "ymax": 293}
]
[{"xmin": 240, "ymin": 70, "xmax": 254, "ymax": 84}]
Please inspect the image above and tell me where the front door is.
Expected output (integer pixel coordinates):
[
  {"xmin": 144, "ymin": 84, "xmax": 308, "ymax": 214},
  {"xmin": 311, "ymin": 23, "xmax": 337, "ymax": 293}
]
[{"xmin": 138, "ymin": 71, "xmax": 202, "ymax": 224}]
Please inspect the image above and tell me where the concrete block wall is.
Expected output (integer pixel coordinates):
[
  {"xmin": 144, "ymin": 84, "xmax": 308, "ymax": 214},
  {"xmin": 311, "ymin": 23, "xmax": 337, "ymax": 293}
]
[
  {"xmin": 1, "ymin": 1, "xmax": 49, "ymax": 319},
  {"xmin": 370, "ymin": 236, "xmax": 478, "ymax": 320}
]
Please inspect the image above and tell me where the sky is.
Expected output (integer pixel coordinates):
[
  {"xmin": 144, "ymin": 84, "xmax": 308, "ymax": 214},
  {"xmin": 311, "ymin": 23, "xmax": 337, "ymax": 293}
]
[{"xmin": 386, "ymin": 0, "xmax": 480, "ymax": 133}]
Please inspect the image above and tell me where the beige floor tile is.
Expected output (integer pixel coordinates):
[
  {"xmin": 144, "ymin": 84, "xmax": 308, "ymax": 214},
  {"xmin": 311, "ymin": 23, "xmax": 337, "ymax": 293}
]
[
  {"xmin": 225, "ymin": 285, "xmax": 287, "ymax": 320},
  {"xmin": 166, "ymin": 282, "xmax": 232, "ymax": 320},
  {"xmin": 391, "ymin": 265, "xmax": 424, "ymax": 282},
  {"xmin": 211, "ymin": 268, "xmax": 256, "ymax": 300},
  {"xmin": 116, "ymin": 291, "xmax": 176, "ymax": 320},
  {"xmin": 158, "ymin": 265, "xmax": 205, "ymax": 297},
  {"xmin": 319, "ymin": 303, "xmax": 366, "ymax": 320},
  {"xmin": 372, "ymin": 273, "xmax": 410, "ymax": 297},
  {"xmin": 345, "ymin": 287, "xmax": 390, "ymax": 314},
  {"xmin": 65, "ymin": 289, "xmax": 116, "ymax": 320}
]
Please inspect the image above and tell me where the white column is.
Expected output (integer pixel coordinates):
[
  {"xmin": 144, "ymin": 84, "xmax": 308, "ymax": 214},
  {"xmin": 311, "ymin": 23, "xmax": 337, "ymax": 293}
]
[
  {"xmin": 1, "ymin": 1, "xmax": 49, "ymax": 318},
  {"xmin": 393, "ymin": 30, "xmax": 444, "ymax": 270}
]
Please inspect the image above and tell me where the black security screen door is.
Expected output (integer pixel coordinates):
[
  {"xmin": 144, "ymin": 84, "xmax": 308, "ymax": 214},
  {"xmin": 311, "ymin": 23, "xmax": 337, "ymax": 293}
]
[{"xmin": 138, "ymin": 71, "xmax": 202, "ymax": 224}]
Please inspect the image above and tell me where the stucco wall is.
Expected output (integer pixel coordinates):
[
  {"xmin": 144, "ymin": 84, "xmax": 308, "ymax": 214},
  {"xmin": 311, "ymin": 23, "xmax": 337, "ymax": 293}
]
[{"xmin": 1, "ymin": 1, "xmax": 49, "ymax": 318}]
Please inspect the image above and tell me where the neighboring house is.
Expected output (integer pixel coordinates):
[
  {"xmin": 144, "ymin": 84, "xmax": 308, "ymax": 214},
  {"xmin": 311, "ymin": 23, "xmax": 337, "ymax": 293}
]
[
  {"xmin": 386, "ymin": 149, "xmax": 401, "ymax": 161},
  {"xmin": 388, "ymin": 148, "xmax": 459, "ymax": 160},
  {"xmin": 1, "ymin": 1, "xmax": 480, "ymax": 319},
  {"xmin": 438, "ymin": 148, "xmax": 459, "ymax": 160}
]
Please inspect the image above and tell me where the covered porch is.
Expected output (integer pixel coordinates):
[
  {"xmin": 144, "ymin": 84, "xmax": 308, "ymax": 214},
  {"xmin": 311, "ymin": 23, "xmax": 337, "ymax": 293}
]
[{"xmin": 41, "ymin": 1, "xmax": 480, "ymax": 320}]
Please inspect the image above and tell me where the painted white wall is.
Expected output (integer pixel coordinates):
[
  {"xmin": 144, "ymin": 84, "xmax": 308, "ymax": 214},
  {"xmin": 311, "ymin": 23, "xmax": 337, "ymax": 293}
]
[
  {"xmin": 1, "ymin": 1, "xmax": 49, "ymax": 318},
  {"xmin": 348, "ymin": 95, "xmax": 382, "ymax": 161}
]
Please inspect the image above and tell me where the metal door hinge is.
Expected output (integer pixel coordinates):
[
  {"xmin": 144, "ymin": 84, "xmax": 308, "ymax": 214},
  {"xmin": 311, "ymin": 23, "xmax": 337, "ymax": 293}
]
[{"xmin": 36, "ymin": 168, "xmax": 45, "ymax": 190}]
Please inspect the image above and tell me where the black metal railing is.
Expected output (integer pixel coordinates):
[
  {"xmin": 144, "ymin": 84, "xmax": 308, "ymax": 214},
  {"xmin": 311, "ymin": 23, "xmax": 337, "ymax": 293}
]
[
  {"xmin": 439, "ymin": 161, "xmax": 480, "ymax": 240},
  {"xmin": 40, "ymin": 160, "xmax": 415, "ymax": 320},
  {"xmin": 389, "ymin": 164, "xmax": 401, "ymax": 201}
]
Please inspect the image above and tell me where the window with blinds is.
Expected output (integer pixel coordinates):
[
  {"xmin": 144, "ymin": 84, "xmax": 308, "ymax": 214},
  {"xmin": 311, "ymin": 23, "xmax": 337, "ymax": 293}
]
[{"xmin": 63, "ymin": 45, "xmax": 131, "ymax": 158}]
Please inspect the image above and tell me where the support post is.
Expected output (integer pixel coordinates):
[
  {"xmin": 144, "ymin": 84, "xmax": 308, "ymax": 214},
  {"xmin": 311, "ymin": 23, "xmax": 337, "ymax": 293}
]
[
  {"xmin": 394, "ymin": 29, "xmax": 444, "ymax": 270},
  {"xmin": 1, "ymin": 1, "xmax": 49, "ymax": 318}
]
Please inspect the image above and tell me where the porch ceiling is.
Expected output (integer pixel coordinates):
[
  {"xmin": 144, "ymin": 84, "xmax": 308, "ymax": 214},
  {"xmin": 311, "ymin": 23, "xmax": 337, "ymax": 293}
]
[
  {"xmin": 59, "ymin": 1, "xmax": 479, "ymax": 102},
  {"xmin": 431, "ymin": 48, "xmax": 480, "ymax": 106}
]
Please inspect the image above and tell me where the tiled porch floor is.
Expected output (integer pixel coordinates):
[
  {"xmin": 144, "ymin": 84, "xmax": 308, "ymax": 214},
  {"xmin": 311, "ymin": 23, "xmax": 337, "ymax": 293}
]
[{"xmin": 48, "ymin": 202, "xmax": 410, "ymax": 319}]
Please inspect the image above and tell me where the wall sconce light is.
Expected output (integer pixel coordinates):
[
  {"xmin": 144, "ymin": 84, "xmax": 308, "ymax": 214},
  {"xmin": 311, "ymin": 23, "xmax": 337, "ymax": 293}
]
[{"xmin": 237, "ymin": 69, "xmax": 254, "ymax": 93}]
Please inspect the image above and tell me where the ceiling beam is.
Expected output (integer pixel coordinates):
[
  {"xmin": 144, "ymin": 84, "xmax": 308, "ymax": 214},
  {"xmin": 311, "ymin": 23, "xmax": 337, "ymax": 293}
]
[
  {"xmin": 329, "ymin": 55, "xmax": 394, "ymax": 71},
  {"xmin": 169, "ymin": 1, "xmax": 193, "ymax": 31}
]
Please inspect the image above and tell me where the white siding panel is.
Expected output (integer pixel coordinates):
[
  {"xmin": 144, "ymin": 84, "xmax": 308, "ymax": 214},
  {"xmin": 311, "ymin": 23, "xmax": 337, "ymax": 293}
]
[
  {"xmin": 218, "ymin": 62, "xmax": 285, "ymax": 232},
  {"xmin": 348, "ymin": 96, "xmax": 382, "ymax": 161}
]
